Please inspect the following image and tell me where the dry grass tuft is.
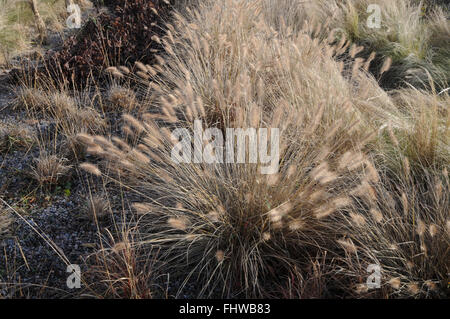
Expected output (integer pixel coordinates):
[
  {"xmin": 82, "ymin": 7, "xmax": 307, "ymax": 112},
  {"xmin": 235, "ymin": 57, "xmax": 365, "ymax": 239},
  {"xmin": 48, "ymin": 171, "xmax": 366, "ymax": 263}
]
[
  {"xmin": 376, "ymin": 87, "xmax": 449, "ymax": 180},
  {"xmin": 105, "ymin": 85, "xmax": 137, "ymax": 112},
  {"xmin": 12, "ymin": 87, "xmax": 47, "ymax": 111},
  {"xmin": 74, "ymin": 0, "xmax": 450, "ymax": 298},
  {"xmin": 272, "ymin": 0, "xmax": 450, "ymax": 90},
  {"xmin": 85, "ymin": 230, "xmax": 160, "ymax": 299},
  {"xmin": 0, "ymin": 121, "xmax": 35, "ymax": 152},
  {"xmin": 86, "ymin": 195, "xmax": 110, "ymax": 221},
  {"xmin": 0, "ymin": 205, "xmax": 14, "ymax": 239},
  {"xmin": 31, "ymin": 153, "xmax": 72, "ymax": 186},
  {"xmin": 79, "ymin": 0, "xmax": 393, "ymax": 297},
  {"xmin": 338, "ymin": 167, "xmax": 450, "ymax": 297}
]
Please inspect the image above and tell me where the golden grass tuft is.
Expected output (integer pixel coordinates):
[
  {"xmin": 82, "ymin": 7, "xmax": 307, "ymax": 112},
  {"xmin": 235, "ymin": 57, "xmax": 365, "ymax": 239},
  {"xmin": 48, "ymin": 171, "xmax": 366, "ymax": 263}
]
[
  {"xmin": 79, "ymin": 0, "xmax": 394, "ymax": 297},
  {"xmin": 75, "ymin": 0, "xmax": 449, "ymax": 298},
  {"xmin": 31, "ymin": 153, "xmax": 72, "ymax": 186},
  {"xmin": 86, "ymin": 194, "xmax": 110, "ymax": 221},
  {"xmin": 12, "ymin": 87, "xmax": 47, "ymax": 111},
  {"xmin": 105, "ymin": 85, "xmax": 137, "ymax": 112}
]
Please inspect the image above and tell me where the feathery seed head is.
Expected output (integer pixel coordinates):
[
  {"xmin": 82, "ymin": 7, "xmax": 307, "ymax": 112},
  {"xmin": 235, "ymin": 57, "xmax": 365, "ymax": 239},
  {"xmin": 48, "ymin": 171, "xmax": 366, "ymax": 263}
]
[{"xmin": 80, "ymin": 162, "xmax": 102, "ymax": 176}]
